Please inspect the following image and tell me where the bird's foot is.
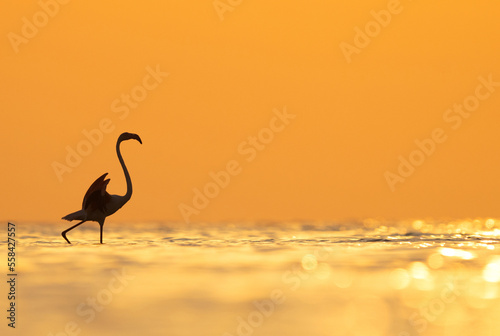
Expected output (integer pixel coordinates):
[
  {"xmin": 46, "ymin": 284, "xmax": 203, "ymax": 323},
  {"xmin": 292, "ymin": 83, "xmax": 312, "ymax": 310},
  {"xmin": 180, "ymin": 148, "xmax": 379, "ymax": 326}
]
[{"xmin": 61, "ymin": 232, "xmax": 72, "ymax": 244}]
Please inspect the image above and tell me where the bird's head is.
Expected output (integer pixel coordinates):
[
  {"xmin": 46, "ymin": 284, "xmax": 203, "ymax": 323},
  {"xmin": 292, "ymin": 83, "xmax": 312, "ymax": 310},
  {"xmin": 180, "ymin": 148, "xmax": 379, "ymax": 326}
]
[{"xmin": 118, "ymin": 132, "xmax": 142, "ymax": 144}]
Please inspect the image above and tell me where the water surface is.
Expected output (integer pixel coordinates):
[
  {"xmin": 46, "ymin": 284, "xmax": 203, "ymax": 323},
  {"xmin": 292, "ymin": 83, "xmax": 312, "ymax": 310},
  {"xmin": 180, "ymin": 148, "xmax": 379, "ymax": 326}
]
[{"xmin": 5, "ymin": 219, "xmax": 500, "ymax": 336}]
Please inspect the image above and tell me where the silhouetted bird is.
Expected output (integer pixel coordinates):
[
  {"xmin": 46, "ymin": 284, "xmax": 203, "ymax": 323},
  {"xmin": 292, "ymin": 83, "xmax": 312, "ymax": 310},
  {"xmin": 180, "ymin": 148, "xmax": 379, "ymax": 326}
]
[{"xmin": 61, "ymin": 132, "xmax": 142, "ymax": 244}]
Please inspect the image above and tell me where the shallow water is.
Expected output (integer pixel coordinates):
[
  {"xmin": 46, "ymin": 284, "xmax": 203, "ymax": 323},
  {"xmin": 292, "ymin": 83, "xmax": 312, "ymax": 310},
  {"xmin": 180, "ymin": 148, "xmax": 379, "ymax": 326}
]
[{"xmin": 4, "ymin": 219, "xmax": 500, "ymax": 336}]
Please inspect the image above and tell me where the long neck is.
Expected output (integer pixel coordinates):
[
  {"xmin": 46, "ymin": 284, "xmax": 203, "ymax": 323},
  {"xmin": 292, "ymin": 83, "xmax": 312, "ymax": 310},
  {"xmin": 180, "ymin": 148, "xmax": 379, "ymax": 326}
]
[{"xmin": 116, "ymin": 140, "xmax": 132, "ymax": 202}]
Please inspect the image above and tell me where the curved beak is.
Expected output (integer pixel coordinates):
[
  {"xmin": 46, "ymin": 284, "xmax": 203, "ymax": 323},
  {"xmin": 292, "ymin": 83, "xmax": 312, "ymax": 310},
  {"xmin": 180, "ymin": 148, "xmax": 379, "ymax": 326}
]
[{"xmin": 132, "ymin": 134, "xmax": 142, "ymax": 144}]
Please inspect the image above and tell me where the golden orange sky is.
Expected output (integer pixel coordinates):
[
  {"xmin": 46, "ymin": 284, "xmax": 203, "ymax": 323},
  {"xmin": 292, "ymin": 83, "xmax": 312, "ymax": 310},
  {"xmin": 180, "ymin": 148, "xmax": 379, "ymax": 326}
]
[{"xmin": 1, "ymin": 0, "xmax": 500, "ymax": 223}]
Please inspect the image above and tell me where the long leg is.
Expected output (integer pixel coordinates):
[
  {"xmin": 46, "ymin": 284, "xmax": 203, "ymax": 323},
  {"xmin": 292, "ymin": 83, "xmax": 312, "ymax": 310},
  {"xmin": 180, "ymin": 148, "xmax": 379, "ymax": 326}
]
[
  {"xmin": 99, "ymin": 221, "xmax": 104, "ymax": 244},
  {"xmin": 62, "ymin": 220, "xmax": 86, "ymax": 244}
]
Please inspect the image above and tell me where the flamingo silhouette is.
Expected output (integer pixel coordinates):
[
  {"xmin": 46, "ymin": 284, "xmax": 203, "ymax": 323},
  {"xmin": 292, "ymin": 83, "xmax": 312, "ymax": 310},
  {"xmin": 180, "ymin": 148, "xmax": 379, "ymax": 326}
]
[{"xmin": 61, "ymin": 132, "xmax": 142, "ymax": 244}]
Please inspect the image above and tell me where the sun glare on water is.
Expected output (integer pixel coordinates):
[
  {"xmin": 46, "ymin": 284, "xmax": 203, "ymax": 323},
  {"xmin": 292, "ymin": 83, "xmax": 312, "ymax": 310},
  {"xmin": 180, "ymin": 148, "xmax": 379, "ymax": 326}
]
[{"xmin": 6, "ymin": 219, "xmax": 499, "ymax": 335}]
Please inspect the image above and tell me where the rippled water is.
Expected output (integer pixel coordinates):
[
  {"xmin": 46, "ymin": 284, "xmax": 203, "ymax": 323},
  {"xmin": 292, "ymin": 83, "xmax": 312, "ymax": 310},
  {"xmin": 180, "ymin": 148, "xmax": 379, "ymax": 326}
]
[{"xmin": 4, "ymin": 219, "xmax": 500, "ymax": 336}]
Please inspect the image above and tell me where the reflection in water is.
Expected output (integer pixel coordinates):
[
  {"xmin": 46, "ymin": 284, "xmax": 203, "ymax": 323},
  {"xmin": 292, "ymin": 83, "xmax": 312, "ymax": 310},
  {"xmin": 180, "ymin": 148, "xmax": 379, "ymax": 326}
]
[{"xmin": 10, "ymin": 219, "xmax": 500, "ymax": 335}]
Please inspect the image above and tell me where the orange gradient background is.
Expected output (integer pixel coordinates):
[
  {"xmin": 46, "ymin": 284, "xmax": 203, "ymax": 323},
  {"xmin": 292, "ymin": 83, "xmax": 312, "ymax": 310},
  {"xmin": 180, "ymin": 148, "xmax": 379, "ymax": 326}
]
[{"xmin": 1, "ymin": 0, "xmax": 500, "ymax": 223}]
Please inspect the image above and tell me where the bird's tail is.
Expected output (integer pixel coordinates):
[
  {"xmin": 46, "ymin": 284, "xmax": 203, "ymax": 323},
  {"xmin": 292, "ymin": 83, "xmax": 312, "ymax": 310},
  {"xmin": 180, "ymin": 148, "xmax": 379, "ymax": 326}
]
[{"xmin": 62, "ymin": 210, "xmax": 86, "ymax": 221}]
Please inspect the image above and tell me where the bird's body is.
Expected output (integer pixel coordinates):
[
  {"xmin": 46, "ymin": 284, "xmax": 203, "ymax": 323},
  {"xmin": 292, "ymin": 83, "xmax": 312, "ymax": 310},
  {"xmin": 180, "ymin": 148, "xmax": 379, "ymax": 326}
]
[{"xmin": 61, "ymin": 132, "xmax": 142, "ymax": 244}]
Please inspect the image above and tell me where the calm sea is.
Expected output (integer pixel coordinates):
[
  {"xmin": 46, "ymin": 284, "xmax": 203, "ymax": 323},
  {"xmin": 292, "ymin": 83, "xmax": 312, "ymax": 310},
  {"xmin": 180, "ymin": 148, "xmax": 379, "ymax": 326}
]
[{"xmin": 3, "ymin": 219, "xmax": 500, "ymax": 336}]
